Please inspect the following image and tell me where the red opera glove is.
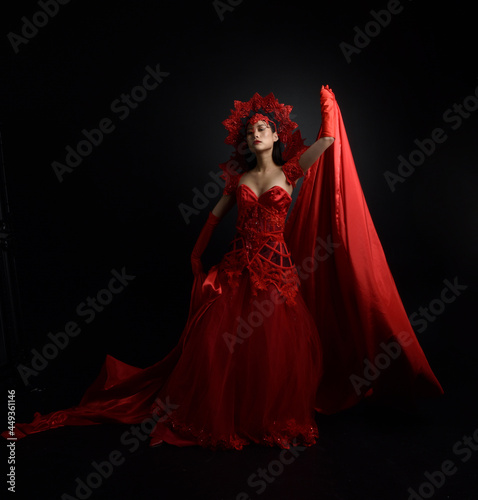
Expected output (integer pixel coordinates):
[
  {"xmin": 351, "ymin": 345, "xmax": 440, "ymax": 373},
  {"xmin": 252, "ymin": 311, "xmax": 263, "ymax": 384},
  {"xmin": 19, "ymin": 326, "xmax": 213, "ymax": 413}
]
[
  {"xmin": 191, "ymin": 212, "xmax": 221, "ymax": 276},
  {"xmin": 318, "ymin": 84, "xmax": 336, "ymax": 139}
]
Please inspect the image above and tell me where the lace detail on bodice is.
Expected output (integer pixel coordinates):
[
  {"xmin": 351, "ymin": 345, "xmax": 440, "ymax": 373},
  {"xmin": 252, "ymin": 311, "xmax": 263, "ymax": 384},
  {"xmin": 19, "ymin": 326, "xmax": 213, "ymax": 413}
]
[{"xmin": 214, "ymin": 183, "xmax": 300, "ymax": 304}]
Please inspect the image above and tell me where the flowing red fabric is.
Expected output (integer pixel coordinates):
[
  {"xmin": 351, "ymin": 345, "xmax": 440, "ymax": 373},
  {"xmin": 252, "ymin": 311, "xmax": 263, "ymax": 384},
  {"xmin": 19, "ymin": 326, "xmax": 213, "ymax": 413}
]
[
  {"xmin": 284, "ymin": 99, "xmax": 443, "ymax": 413},
  {"xmin": 2, "ymin": 97, "xmax": 443, "ymax": 449},
  {"xmin": 3, "ymin": 173, "xmax": 323, "ymax": 450}
]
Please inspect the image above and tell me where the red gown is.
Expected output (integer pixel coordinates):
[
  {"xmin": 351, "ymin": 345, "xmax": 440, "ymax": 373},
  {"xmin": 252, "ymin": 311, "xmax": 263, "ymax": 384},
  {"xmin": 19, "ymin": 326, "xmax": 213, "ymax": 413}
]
[{"xmin": 2, "ymin": 98, "xmax": 443, "ymax": 449}]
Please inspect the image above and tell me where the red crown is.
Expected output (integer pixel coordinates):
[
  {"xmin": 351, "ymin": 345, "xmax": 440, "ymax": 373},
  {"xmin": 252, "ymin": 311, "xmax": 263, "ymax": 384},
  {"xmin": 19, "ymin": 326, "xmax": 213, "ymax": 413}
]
[{"xmin": 222, "ymin": 92, "xmax": 298, "ymax": 148}]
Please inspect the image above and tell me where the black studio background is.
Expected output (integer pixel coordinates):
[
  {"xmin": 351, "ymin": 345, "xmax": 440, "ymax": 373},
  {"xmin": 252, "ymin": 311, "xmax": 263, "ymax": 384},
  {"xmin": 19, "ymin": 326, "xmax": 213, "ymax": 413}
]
[
  {"xmin": 0, "ymin": 1, "xmax": 477, "ymax": 498},
  {"xmin": 1, "ymin": 0, "xmax": 477, "ymax": 419}
]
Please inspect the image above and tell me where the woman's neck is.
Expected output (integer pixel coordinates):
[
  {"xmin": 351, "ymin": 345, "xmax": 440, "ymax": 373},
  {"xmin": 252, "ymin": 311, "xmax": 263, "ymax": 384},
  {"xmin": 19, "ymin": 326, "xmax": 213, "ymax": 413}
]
[{"xmin": 254, "ymin": 152, "xmax": 278, "ymax": 172}]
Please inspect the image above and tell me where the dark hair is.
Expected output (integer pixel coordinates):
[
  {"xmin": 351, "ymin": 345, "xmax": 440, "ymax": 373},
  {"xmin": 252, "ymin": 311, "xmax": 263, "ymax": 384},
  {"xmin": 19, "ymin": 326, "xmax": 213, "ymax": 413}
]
[{"xmin": 243, "ymin": 120, "xmax": 284, "ymax": 170}]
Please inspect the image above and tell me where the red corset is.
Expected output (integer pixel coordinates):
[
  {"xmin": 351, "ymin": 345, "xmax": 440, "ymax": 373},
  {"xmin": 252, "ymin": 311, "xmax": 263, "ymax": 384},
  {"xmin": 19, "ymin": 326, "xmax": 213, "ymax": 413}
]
[{"xmin": 215, "ymin": 184, "xmax": 300, "ymax": 304}]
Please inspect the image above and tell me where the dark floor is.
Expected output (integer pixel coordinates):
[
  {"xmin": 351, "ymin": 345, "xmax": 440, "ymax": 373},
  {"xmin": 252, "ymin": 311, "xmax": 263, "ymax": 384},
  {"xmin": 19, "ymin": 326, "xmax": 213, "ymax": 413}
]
[
  {"xmin": 3, "ymin": 370, "xmax": 477, "ymax": 500},
  {"xmin": 2, "ymin": 270, "xmax": 477, "ymax": 500}
]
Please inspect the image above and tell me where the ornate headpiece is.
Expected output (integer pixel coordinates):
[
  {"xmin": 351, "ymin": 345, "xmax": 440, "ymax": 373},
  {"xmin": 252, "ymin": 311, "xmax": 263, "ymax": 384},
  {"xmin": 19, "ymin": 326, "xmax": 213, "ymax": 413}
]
[{"xmin": 220, "ymin": 92, "xmax": 306, "ymax": 178}]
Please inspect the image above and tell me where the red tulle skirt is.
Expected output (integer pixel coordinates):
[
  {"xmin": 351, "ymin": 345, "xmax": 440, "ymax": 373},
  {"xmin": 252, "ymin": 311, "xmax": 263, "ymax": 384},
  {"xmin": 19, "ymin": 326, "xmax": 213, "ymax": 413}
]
[
  {"xmin": 149, "ymin": 269, "xmax": 322, "ymax": 449},
  {"xmin": 6, "ymin": 268, "xmax": 323, "ymax": 451}
]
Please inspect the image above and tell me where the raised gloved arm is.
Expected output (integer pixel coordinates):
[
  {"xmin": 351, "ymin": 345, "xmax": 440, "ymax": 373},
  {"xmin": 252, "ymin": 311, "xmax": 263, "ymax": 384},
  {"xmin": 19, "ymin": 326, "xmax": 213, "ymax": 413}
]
[{"xmin": 298, "ymin": 85, "xmax": 336, "ymax": 172}]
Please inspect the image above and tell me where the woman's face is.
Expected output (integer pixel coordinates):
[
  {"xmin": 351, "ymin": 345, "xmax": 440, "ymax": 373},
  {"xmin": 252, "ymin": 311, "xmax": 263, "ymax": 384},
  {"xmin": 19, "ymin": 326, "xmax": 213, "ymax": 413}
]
[{"xmin": 246, "ymin": 120, "xmax": 278, "ymax": 154}]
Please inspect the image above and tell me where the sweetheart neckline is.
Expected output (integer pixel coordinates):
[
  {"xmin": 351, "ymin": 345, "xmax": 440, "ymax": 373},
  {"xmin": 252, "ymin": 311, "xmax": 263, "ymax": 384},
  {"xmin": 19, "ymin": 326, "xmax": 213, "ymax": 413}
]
[{"xmin": 238, "ymin": 183, "xmax": 292, "ymax": 200}]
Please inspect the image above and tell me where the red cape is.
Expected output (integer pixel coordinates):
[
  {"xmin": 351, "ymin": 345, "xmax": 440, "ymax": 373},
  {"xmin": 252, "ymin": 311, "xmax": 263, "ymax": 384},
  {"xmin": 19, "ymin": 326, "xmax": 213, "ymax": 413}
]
[{"xmin": 285, "ymin": 99, "xmax": 443, "ymax": 413}]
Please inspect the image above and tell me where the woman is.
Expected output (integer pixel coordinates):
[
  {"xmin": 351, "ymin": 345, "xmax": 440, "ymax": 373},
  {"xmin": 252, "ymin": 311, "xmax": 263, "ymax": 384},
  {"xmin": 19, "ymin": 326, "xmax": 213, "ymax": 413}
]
[
  {"xmin": 148, "ymin": 89, "xmax": 336, "ymax": 449},
  {"xmin": 4, "ymin": 86, "xmax": 443, "ymax": 450}
]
